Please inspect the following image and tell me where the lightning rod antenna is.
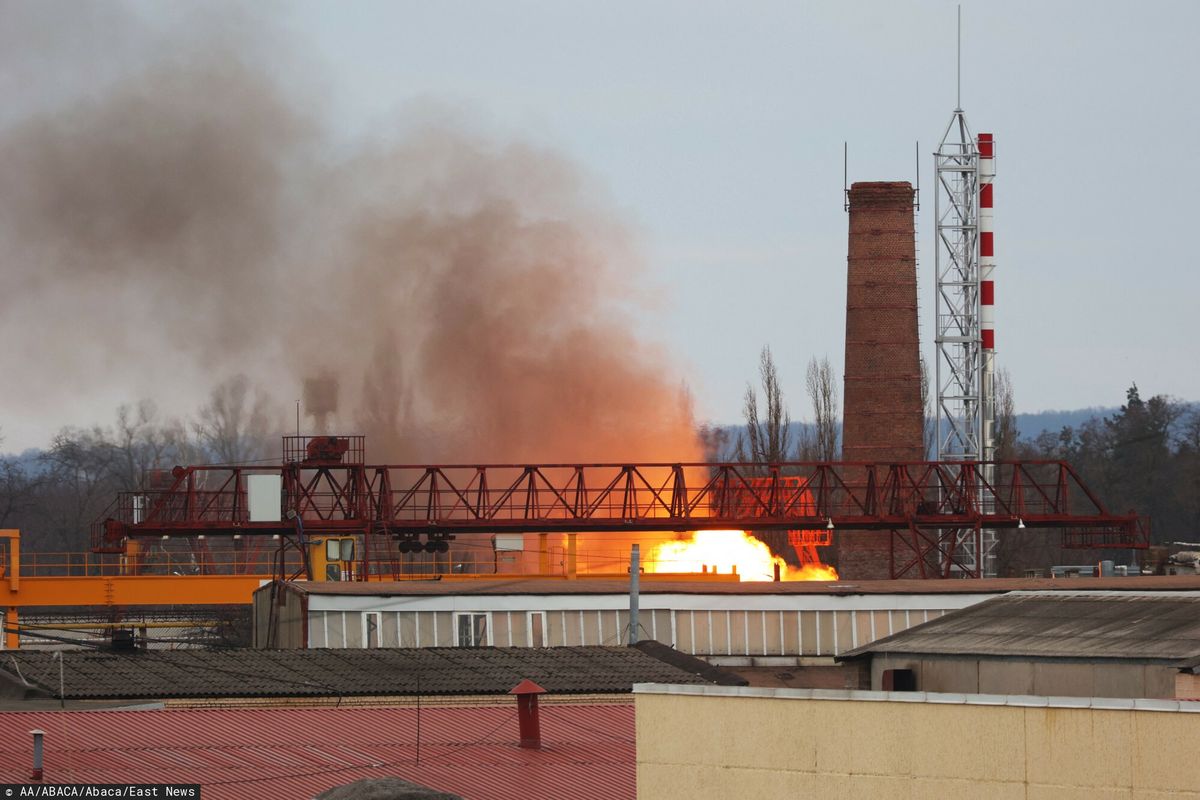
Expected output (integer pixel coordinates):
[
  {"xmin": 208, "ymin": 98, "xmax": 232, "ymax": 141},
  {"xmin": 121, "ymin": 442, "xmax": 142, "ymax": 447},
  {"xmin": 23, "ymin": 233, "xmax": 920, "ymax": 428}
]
[
  {"xmin": 956, "ymin": 4, "xmax": 962, "ymax": 109},
  {"xmin": 843, "ymin": 141, "xmax": 849, "ymax": 212},
  {"xmin": 915, "ymin": 140, "xmax": 921, "ymax": 210}
]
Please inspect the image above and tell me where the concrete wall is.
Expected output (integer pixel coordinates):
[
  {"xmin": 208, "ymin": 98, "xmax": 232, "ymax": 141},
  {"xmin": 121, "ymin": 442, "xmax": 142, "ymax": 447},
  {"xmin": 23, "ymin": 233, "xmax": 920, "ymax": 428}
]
[
  {"xmin": 636, "ymin": 684, "xmax": 1200, "ymax": 799},
  {"xmin": 867, "ymin": 654, "xmax": 1178, "ymax": 699}
]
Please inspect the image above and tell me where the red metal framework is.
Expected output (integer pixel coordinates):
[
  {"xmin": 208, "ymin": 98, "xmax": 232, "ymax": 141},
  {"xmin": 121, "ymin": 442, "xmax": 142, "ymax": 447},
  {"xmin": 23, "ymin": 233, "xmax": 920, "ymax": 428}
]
[
  {"xmin": 282, "ymin": 434, "xmax": 365, "ymax": 466},
  {"xmin": 91, "ymin": 459, "xmax": 1146, "ymax": 578}
]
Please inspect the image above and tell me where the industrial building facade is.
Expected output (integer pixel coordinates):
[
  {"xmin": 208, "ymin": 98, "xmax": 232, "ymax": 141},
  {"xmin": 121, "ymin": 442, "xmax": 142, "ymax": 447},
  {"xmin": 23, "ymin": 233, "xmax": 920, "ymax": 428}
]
[
  {"xmin": 253, "ymin": 579, "xmax": 1001, "ymax": 655},
  {"xmin": 839, "ymin": 591, "xmax": 1200, "ymax": 699}
]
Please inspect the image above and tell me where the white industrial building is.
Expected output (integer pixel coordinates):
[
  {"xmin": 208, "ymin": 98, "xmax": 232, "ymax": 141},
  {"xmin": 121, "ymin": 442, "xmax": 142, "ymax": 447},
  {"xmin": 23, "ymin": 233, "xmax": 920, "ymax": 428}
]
[{"xmin": 252, "ymin": 577, "xmax": 1036, "ymax": 657}]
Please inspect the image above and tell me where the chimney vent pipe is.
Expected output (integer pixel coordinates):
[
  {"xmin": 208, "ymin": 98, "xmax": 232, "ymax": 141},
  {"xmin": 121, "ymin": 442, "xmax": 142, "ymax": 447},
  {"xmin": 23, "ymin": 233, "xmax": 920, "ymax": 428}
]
[
  {"xmin": 628, "ymin": 544, "xmax": 640, "ymax": 645},
  {"xmin": 510, "ymin": 679, "xmax": 547, "ymax": 749},
  {"xmin": 30, "ymin": 729, "xmax": 44, "ymax": 781}
]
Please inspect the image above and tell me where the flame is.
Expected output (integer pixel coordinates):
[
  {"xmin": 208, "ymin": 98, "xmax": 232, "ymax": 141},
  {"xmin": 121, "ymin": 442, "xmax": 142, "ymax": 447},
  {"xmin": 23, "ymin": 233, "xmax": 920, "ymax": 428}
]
[{"xmin": 645, "ymin": 529, "xmax": 837, "ymax": 582}]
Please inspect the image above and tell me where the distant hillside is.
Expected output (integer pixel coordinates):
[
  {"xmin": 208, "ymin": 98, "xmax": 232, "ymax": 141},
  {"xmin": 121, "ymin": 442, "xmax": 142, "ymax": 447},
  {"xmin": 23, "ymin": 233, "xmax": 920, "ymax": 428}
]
[
  {"xmin": 1015, "ymin": 402, "xmax": 1198, "ymax": 442},
  {"xmin": 1014, "ymin": 407, "xmax": 1118, "ymax": 441},
  {"xmin": 4, "ymin": 403, "xmax": 1194, "ymax": 462},
  {"xmin": 705, "ymin": 402, "xmax": 1194, "ymax": 460},
  {"xmin": 2, "ymin": 448, "xmax": 49, "ymax": 472}
]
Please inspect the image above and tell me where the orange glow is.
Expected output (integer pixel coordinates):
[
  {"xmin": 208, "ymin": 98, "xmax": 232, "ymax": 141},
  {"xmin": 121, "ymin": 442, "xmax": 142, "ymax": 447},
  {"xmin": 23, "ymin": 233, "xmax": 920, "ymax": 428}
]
[
  {"xmin": 645, "ymin": 529, "xmax": 837, "ymax": 582},
  {"xmin": 788, "ymin": 561, "xmax": 840, "ymax": 581}
]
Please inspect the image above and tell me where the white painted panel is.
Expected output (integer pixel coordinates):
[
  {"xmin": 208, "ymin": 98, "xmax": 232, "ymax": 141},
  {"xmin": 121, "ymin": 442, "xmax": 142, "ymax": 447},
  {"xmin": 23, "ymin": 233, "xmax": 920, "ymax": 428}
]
[
  {"xmin": 494, "ymin": 534, "xmax": 524, "ymax": 552},
  {"xmin": 247, "ymin": 475, "xmax": 282, "ymax": 522}
]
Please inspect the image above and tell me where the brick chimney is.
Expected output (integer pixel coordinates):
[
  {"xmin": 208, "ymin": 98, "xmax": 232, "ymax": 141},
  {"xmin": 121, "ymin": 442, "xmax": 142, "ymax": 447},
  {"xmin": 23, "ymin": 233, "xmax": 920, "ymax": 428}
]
[{"xmin": 839, "ymin": 182, "xmax": 924, "ymax": 580}]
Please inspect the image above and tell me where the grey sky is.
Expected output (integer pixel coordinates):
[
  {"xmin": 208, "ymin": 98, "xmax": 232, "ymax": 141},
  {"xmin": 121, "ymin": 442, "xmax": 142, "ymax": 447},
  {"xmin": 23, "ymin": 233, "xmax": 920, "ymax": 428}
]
[
  {"xmin": 288, "ymin": 0, "xmax": 1200, "ymax": 419},
  {"xmin": 1, "ymin": 0, "xmax": 1197, "ymax": 451}
]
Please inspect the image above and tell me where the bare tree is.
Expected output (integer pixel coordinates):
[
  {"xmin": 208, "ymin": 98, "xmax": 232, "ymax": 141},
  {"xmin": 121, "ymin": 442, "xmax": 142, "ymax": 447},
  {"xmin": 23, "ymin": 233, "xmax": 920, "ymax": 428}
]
[
  {"xmin": 0, "ymin": 430, "xmax": 39, "ymax": 530},
  {"xmin": 194, "ymin": 375, "xmax": 278, "ymax": 464},
  {"xmin": 993, "ymin": 368, "xmax": 1018, "ymax": 460},
  {"xmin": 920, "ymin": 356, "xmax": 935, "ymax": 459},
  {"xmin": 114, "ymin": 400, "xmax": 206, "ymax": 489},
  {"xmin": 806, "ymin": 356, "xmax": 839, "ymax": 461},
  {"xmin": 37, "ymin": 427, "xmax": 121, "ymax": 551},
  {"xmin": 736, "ymin": 346, "xmax": 793, "ymax": 468},
  {"xmin": 0, "ymin": 458, "xmax": 33, "ymax": 529},
  {"xmin": 732, "ymin": 347, "xmax": 798, "ymax": 562}
]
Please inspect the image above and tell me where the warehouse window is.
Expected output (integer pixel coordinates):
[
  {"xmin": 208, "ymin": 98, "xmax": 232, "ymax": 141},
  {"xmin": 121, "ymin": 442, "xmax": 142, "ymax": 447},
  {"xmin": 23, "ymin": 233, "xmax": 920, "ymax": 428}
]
[
  {"xmin": 454, "ymin": 613, "xmax": 490, "ymax": 647},
  {"xmin": 362, "ymin": 612, "xmax": 382, "ymax": 649},
  {"xmin": 881, "ymin": 668, "xmax": 916, "ymax": 691},
  {"xmin": 527, "ymin": 611, "xmax": 547, "ymax": 647}
]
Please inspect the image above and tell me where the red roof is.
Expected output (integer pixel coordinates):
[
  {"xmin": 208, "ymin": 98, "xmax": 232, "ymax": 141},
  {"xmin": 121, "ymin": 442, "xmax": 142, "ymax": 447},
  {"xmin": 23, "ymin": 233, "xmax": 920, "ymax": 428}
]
[{"xmin": 0, "ymin": 703, "xmax": 633, "ymax": 800}]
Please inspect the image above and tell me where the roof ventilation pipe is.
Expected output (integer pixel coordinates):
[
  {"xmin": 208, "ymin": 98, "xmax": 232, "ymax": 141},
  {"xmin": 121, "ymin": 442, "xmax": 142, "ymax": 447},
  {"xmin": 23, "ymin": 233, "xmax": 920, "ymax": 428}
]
[{"xmin": 510, "ymin": 679, "xmax": 546, "ymax": 749}]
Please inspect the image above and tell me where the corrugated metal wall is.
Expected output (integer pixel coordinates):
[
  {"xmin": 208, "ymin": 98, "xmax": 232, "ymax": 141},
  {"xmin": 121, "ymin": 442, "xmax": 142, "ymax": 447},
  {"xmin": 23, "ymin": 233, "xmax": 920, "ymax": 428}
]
[{"xmin": 304, "ymin": 606, "xmax": 949, "ymax": 657}]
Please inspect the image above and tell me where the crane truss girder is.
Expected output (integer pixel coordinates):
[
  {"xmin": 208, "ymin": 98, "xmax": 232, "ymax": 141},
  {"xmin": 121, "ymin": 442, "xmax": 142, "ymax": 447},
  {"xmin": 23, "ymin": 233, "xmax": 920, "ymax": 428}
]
[{"xmin": 92, "ymin": 460, "xmax": 1146, "ymax": 582}]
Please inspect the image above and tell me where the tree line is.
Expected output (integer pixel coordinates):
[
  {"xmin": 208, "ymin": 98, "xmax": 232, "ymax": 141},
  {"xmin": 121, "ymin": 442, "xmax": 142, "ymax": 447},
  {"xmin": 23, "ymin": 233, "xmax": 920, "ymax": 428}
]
[
  {"xmin": 710, "ymin": 348, "xmax": 1198, "ymax": 573},
  {"xmin": 995, "ymin": 383, "xmax": 1200, "ymax": 573},
  {"xmin": 2, "ymin": 355, "xmax": 1196, "ymax": 574},
  {"xmin": 0, "ymin": 375, "xmax": 277, "ymax": 553}
]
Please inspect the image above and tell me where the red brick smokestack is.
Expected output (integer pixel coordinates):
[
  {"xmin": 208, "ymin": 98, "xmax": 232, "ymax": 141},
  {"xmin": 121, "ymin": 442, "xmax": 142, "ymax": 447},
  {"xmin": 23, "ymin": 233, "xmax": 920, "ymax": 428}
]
[{"xmin": 839, "ymin": 182, "xmax": 925, "ymax": 580}]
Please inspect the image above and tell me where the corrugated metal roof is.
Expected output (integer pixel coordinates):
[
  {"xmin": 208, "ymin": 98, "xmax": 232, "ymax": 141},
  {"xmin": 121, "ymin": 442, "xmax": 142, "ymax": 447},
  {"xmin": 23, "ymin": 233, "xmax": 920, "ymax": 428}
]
[
  {"xmin": 839, "ymin": 591, "xmax": 1200, "ymax": 661},
  {"xmin": 0, "ymin": 646, "xmax": 714, "ymax": 701},
  {"xmin": 276, "ymin": 575, "xmax": 1200, "ymax": 597},
  {"xmin": 0, "ymin": 703, "xmax": 634, "ymax": 800},
  {"xmin": 631, "ymin": 640, "xmax": 746, "ymax": 686}
]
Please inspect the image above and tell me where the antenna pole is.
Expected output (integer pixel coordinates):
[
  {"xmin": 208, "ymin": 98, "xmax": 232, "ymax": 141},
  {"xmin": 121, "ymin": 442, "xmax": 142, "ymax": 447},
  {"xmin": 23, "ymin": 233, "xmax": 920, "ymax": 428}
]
[
  {"xmin": 843, "ymin": 141, "xmax": 849, "ymax": 211},
  {"xmin": 915, "ymin": 141, "xmax": 921, "ymax": 210},
  {"xmin": 956, "ymin": 4, "xmax": 962, "ymax": 109}
]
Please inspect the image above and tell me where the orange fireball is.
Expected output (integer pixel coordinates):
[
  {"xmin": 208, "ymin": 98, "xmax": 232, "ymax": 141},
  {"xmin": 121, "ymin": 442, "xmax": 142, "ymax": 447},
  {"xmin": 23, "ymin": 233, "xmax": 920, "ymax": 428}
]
[{"xmin": 645, "ymin": 529, "xmax": 837, "ymax": 582}]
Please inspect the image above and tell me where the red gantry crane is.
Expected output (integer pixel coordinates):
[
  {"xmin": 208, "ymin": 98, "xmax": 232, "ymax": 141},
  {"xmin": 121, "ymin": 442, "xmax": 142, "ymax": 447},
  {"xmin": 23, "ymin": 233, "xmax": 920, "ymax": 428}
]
[{"xmin": 92, "ymin": 435, "xmax": 1147, "ymax": 581}]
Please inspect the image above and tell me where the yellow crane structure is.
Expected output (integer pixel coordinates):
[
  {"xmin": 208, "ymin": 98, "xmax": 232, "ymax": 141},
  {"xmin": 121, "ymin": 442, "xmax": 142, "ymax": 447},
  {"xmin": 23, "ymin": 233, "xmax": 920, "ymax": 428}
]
[{"xmin": 0, "ymin": 529, "xmax": 268, "ymax": 650}]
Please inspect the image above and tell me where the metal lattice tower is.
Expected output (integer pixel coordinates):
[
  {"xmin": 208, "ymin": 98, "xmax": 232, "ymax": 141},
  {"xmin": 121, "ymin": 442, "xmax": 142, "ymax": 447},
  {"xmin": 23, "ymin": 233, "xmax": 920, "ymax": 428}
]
[
  {"xmin": 934, "ymin": 109, "xmax": 980, "ymax": 467},
  {"xmin": 933, "ymin": 9, "xmax": 997, "ymax": 576}
]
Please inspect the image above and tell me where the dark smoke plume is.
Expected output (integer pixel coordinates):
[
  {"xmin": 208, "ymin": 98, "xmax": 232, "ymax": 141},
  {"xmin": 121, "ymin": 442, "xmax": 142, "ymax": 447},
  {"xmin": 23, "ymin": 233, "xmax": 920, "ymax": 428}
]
[{"xmin": 0, "ymin": 3, "xmax": 700, "ymax": 464}]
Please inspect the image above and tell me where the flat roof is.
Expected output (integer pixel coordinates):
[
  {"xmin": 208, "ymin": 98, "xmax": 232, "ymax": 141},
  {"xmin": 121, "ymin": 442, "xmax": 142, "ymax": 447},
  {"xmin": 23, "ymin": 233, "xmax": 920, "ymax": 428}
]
[
  {"xmin": 271, "ymin": 575, "xmax": 1200, "ymax": 598},
  {"xmin": 633, "ymin": 682, "xmax": 1200, "ymax": 713},
  {"xmin": 839, "ymin": 591, "xmax": 1200, "ymax": 661}
]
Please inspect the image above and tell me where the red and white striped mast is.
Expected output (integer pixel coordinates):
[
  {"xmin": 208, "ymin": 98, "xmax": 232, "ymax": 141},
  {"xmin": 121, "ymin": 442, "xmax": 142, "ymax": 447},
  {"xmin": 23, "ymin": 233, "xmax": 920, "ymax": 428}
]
[{"xmin": 978, "ymin": 132, "xmax": 996, "ymax": 464}]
